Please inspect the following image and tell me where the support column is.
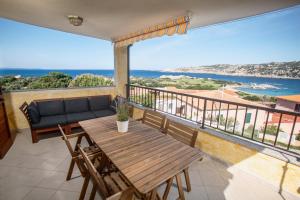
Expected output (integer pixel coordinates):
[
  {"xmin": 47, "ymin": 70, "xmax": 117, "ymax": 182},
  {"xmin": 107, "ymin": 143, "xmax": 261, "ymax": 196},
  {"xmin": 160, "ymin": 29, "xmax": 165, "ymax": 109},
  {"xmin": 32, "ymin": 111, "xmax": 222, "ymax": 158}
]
[{"xmin": 114, "ymin": 45, "xmax": 130, "ymax": 97}]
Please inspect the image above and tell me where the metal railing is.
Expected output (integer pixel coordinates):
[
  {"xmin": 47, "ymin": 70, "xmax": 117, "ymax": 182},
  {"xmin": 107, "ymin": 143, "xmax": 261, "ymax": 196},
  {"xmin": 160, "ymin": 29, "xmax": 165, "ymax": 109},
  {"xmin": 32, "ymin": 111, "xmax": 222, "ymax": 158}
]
[{"xmin": 127, "ymin": 84, "xmax": 300, "ymax": 155}]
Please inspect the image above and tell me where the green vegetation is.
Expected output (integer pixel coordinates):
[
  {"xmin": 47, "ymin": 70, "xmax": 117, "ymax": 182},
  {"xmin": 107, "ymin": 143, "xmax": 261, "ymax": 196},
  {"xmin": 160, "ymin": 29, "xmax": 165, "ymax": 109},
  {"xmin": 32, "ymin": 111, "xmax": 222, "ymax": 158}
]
[
  {"xmin": 0, "ymin": 72, "xmax": 113, "ymax": 91},
  {"xmin": 0, "ymin": 76, "xmax": 35, "ymax": 90},
  {"xmin": 116, "ymin": 103, "xmax": 129, "ymax": 121},
  {"xmin": 28, "ymin": 72, "xmax": 72, "ymax": 89},
  {"xmin": 130, "ymin": 94, "xmax": 155, "ymax": 108},
  {"xmin": 131, "ymin": 76, "xmax": 239, "ymax": 90},
  {"xmin": 260, "ymin": 124, "xmax": 282, "ymax": 136},
  {"xmin": 69, "ymin": 74, "xmax": 113, "ymax": 87},
  {"xmin": 236, "ymin": 91, "xmax": 276, "ymax": 102}
]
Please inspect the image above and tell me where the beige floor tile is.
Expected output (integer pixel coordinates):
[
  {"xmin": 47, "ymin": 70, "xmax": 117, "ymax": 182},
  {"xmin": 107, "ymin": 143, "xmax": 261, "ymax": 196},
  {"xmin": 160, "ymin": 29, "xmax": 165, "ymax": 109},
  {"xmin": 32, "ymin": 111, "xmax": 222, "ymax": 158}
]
[
  {"xmin": 204, "ymin": 186, "xmax": 226, "ymax": 200},
  {"xmin": 38, "ymin": 171, "xmax": 67, "ymax": 189},
  {"xmin": 59, "ymin": 176, "xmax": 92, "ymax": 193},
  {"xmin": 49, "ymin": 190, "xmax": 80, "ymax": 200},
  {"xmin": 186, "ymin": 185, "xmax": 209, "ymax": 200},
  {"xmin": 0, "ymin": 185, "xmax": 33, "ymax": 200},
  {"xmin": 23, "ymin": 188, "xmax": 56, "ymax": 200}
]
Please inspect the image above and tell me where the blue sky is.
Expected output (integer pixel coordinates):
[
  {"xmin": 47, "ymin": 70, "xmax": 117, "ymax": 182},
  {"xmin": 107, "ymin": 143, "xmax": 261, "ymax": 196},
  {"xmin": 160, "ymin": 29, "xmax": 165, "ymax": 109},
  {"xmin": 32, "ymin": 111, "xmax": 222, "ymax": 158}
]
[{"xmin": 0, "ymin": 5, "xmax": 300, "ymax": 70}]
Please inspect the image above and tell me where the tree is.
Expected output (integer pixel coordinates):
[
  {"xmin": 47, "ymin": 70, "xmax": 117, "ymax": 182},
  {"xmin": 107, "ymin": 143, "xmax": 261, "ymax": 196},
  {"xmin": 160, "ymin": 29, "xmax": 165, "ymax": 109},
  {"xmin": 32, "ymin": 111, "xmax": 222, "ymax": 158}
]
[
  {"xmin": 0, "ymin": 76, "xmax": 34, "ymax": 91},
  {"xmin": 28, "ymin": 72, "xmax": 72, "ymax": 89},
  {"xmin": 68, "ymin": 74, "xmax": 113, "ymax": 87}
]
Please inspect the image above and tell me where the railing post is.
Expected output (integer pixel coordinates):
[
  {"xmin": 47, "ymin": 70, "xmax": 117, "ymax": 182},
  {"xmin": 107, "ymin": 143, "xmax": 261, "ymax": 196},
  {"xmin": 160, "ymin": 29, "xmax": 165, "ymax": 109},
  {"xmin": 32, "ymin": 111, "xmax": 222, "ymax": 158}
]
[
  {"xmin": 202, "ymin": 99, "xmax": 207, "ymax": 129},
  {"xmin": 154, "ymin": 91, "xmax": 157, "ymax": 111},
  {"xmin": 126, "ymin": 84, "xmax": 130, "ymax": 100}
]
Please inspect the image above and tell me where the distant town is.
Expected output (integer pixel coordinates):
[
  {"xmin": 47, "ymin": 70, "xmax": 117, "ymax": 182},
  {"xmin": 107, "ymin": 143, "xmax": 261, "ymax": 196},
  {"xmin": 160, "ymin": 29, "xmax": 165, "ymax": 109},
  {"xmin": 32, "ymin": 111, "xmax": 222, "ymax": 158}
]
[{"xmin": 166, "ymin": 61, "xmax": 300, "ymax": 79}]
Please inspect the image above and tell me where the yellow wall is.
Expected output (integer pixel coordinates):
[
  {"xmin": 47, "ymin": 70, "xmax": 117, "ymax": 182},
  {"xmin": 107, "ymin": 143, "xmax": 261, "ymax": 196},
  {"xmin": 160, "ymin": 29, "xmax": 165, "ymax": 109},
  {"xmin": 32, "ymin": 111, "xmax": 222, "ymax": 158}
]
[
  {"xmin": 132, "ymin": 106, "xmax": 300, "ymax": 197},
  {"xmin": 4, "ymin": 87, "xmax": 116, "ymax": 132},
  {"xmin": 114, "ymin": 45, "xmax": 129, "ymax": 97},
  {"xmin": 197, "ymin": 131, "xmax": 300, "ymax": 197}
]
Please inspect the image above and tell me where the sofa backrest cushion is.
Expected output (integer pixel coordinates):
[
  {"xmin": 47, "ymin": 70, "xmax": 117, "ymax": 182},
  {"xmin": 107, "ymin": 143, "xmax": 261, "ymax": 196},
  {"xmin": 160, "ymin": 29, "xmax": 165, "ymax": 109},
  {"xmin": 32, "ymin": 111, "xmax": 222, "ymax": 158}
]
[
  {"xmin": 28, "ymin": 102, "xmax": 40, "ymax": 124},
  {"xmin": 65, "ymin": 98, "xmax": 89, "ymax": 113},
  {"xmin": 37, "ymin": 99, "xmax": 64, "ymax": 116},
  {"xmin": 88, "ymin": 96, "xmax": 110, "ymax": 111}
]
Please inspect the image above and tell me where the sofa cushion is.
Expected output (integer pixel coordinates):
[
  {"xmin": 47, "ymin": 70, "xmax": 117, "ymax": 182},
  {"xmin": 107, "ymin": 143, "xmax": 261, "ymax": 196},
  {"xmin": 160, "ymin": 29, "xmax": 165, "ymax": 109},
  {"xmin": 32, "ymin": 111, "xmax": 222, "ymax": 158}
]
[
  {"xmin": 65, "ymin": 98, "xmax": 89, "ymax": 114},
  {"xmin": 66, "ymin": 111, "xmax": 96, "ymax": 123},
  {"xmin": 37, "ymin": 100, "xmax": 64, "ymax": 116},
  {"xmin": 88, "ymin": 96, "xmax": 110, "ymax": 111},
  {"xmin": 27, "ymin": 102, "xmax": 40, "ymax": 124},
  {"xmin": 93, "ymin": 109, "xmax": 116, "ymax": 118},
  {"xmin": 32, "ymin": 114, "xmax": 67, "ymax": 129}
]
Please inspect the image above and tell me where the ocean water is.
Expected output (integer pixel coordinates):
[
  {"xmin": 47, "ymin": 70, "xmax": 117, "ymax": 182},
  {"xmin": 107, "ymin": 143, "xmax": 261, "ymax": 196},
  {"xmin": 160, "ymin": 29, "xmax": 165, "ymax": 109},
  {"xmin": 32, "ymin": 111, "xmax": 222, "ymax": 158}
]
[{"xmin": 1, "ymin": 68, "xmax": 300, "ymax": 96}]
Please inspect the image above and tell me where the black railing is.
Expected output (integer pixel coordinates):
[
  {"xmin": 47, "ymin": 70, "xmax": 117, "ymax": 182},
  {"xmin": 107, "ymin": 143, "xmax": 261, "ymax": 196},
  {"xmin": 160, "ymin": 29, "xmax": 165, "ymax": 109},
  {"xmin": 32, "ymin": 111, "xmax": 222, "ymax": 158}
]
[{"xmin": 127, "ymin": 84, "xmax": 300, "ymax": 155}]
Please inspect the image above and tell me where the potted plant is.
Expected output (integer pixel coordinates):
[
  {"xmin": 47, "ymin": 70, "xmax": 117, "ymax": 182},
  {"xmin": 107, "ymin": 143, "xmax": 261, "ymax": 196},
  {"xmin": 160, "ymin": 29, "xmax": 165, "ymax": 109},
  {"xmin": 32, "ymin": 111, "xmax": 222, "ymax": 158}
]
[{"xmin": 116, "ymin": 101, "xmax": 129, "ymax": 133}]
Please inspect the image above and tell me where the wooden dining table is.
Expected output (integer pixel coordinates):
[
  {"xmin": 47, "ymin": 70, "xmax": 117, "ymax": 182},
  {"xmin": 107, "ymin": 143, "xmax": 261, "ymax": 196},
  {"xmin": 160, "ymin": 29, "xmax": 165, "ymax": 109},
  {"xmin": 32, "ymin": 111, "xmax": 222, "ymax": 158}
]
[{"xmin": 79, "ymin": 115, "xmax": 203, "ymax": 200}]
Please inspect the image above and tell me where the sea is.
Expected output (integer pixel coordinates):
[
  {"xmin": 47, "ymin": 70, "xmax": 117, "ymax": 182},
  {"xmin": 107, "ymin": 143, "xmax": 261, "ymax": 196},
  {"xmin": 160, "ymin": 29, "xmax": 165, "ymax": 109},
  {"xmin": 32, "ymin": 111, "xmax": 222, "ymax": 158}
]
[{"xmin": 1, "ymin": 68, "xmax": 300, "ymax": 97}]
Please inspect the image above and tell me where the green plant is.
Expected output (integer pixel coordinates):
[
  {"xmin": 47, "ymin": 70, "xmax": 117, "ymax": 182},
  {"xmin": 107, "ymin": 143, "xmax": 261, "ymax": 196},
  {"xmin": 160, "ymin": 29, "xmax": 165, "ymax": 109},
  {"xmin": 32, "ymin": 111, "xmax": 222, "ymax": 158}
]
[
  {"xmin": 260, "ymin": 124, "xmax": 282, "ymax": 136},
  {"xmin": 68, "ymin": 74, "xmax": 113, "ymax": 87},
  {"xmin": 296, "ymin": 133, "xmax": 300, "ymax": 141},
  {"xmin": 28, "ymin": 72, "xmax": 72, "ymax": 89},
  {"xmin": 116, "ymin": 103, "xmax": 129, "ymax": 122}
]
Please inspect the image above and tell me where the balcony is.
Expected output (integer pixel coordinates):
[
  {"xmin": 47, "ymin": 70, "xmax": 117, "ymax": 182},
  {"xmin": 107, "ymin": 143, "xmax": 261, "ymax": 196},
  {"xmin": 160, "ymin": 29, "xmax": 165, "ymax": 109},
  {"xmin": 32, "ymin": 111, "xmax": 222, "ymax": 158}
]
[
  {"xmin": 1, "ymin": 86, "xmax": 299, "ymax": 199},
  {"xmin": 1, "ymin": 0, "xmax": 300, "ymax": 199}
]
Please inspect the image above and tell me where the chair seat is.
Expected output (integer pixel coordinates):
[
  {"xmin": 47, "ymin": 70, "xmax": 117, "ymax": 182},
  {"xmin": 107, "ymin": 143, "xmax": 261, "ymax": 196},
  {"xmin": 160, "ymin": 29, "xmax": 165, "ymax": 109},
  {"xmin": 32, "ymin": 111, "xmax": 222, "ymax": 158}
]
[
  {"xmin": 83, "ymin": 145, "xmax": 101, "ymax": 155},
  {"xmin": 32, "ymin": 114, "xmax": 67, "ymax": 129},
  {"xmin": 103, "ymin": 172, "xmax": 129, "ymax": 195}
]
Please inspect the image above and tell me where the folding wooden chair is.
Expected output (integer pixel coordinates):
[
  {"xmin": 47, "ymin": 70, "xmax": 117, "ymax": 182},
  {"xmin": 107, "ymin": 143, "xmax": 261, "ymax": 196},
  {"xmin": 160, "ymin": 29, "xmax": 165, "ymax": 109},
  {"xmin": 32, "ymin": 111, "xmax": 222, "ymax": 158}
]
[
  {"xmin": 142, "ymin": 110, "xmax": 166, "ymax": 131},
  {"xmin": 78, "ymin": 145, "xmax": 135, "ymax": 200},
  {"xmin": 58, "ymin": 125, "xmax": 101, "ymax": 180},
  {"xmin": 163, "ymin": 119, "xmax": 199, "ymax": 199}
]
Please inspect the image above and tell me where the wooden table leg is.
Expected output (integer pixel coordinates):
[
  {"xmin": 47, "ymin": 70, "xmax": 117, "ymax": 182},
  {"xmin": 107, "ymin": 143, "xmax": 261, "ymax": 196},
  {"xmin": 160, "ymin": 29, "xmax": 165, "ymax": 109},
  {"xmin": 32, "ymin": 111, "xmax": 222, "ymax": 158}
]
[
  {"xmin": 183, "ymin": 168, "xmax": 191, "ymax": 192},
  {"xmin": 149, "ymin": 188, "xmax": 157, "ymax": 200},
  {"xmin": 79, "ymin": 175, "xmax": 90, "ymax": 200},
  {"xmin": 175, "ymin": 174, "xmax": 185, "ymax": 200},
  {"xmin": 163, "ymin": 177, "xmax": 174, "ymax": 200}
]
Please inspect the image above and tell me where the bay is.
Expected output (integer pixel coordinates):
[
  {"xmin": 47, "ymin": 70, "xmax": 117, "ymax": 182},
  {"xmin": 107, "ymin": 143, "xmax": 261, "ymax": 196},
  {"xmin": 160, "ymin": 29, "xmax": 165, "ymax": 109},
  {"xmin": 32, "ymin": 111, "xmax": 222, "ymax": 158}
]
[{"xmin": 1, "ymin": 68, "xmax": 300, "ymax": 96}]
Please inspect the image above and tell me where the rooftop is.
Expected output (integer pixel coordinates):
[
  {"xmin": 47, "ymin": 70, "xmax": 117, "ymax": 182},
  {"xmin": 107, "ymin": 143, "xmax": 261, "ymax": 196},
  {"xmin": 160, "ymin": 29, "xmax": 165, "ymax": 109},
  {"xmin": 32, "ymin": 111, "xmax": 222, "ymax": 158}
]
[
  {"xmin": 277, "ymin": 95, "xmax": 300, "ymax": 103},
  {"xmin": 164, "ymin": 87, "xmax": 266, "ymax": 108}
]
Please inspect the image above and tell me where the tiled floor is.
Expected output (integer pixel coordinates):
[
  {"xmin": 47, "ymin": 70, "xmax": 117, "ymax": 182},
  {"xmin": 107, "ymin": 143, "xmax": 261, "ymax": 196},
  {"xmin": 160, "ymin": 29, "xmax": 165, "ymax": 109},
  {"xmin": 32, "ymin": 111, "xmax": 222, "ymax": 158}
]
[{"xmin": 0, "ymin": 129, "xmax": 298, "ymax": 200}]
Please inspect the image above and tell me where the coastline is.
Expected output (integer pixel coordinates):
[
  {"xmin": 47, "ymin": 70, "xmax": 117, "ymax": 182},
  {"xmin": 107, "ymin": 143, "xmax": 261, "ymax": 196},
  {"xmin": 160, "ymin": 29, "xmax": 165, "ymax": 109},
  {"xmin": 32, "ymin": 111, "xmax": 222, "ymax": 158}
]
[{"xmin": 162, "ymin": 69, "xmax": 300, "ymax": 80}]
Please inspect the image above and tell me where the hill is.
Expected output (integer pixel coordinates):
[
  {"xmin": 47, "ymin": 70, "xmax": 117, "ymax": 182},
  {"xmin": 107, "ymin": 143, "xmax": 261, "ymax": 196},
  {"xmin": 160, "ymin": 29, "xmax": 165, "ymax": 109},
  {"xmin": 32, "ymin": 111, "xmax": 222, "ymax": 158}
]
[{"xmin": 166, "ymin": 61, "xmax": 300, "ymax": 79}]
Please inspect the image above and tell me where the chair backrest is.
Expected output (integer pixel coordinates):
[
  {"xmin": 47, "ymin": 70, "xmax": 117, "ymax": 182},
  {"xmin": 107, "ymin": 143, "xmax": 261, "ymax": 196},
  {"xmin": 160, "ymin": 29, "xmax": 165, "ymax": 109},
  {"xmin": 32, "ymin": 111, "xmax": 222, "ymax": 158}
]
[
  {"xmin": 19, "ymin": 102, "xmax": 32, "ymax": 127},
  {"xmin": 142, "ymin": 110, "xmax": 166, "ymax": 130},
  {"xmin": 78, "ymin": 145, "xmax": 110, "ymax": 198},
  {"xmin": 78, "ymin": 146, "xmax": 134, "ymax": 200},
  {"xmin": 165, "ymin": 120, "xmax": 198, "ymax": 147},
  {"xmin": 58, "ymin": 124, "xmax": 79, "ymax": 157}
]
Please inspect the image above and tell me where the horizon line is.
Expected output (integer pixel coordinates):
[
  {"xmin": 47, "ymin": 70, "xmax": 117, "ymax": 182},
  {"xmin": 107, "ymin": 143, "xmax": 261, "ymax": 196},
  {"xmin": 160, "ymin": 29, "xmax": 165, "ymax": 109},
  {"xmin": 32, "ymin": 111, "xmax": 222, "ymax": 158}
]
[{"xmin": 1, "ymin": 60, "xmax": 299, "ymax": 71}]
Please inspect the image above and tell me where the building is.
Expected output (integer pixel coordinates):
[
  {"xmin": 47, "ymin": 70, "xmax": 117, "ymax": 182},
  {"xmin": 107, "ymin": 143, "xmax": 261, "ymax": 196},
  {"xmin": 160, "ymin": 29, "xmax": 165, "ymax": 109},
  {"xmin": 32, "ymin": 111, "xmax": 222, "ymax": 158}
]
[{"xmin": 276, "ymin": 95, "xmax": 300, "ymax": 112}]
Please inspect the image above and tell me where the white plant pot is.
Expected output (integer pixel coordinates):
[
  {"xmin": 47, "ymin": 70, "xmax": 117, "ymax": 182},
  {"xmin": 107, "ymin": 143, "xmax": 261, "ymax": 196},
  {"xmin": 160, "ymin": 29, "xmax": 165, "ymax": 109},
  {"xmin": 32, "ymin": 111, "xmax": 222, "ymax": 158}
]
[{"xmin": 117, "ymin": 120, "xmax": 129, "ymax": 133}]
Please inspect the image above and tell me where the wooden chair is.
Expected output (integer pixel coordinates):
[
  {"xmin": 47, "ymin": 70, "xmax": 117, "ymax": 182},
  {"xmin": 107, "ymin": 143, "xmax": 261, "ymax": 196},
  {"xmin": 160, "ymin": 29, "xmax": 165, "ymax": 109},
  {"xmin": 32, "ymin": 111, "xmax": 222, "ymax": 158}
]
[
  {"xmin": 58, "ymin": 125, "xmax": 101, "ymax": 181},
  {"xmin": 142, "ymin": 110, "xmax": 166, "ymax": 131},
  {"xmin": 163, "ymin": 119, "xmax": 199, "ymax": 199},
  {"xmin": 78, "ymin": 145, "xmax": 134, "ymax": 200}
]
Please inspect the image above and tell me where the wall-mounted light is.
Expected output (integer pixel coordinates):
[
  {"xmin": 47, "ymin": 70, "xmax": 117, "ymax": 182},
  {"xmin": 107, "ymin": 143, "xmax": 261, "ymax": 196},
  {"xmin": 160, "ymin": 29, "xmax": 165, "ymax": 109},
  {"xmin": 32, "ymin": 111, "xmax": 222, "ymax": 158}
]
[{"xmin": 68, "ymin": 15, "xmax": 83, "ymax": 26}]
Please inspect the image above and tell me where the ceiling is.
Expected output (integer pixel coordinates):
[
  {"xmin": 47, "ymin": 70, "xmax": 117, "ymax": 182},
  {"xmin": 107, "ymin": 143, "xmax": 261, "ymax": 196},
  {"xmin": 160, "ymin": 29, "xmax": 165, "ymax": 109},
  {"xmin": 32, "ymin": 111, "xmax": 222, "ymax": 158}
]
[{"xmin": 0, "ymin": 0, "xmax": 300, "ymax": 41}]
